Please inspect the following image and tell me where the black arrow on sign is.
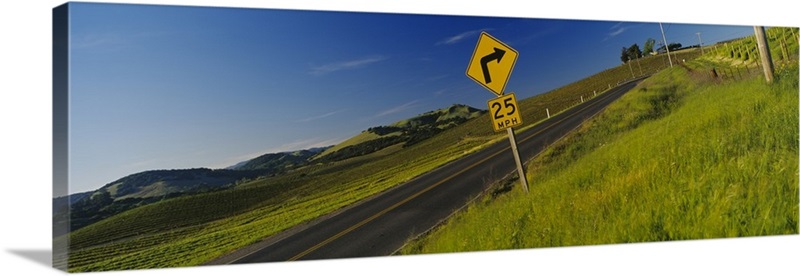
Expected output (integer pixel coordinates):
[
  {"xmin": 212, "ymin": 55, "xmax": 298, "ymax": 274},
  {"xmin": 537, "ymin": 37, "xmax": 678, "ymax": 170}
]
[{"xmin": 479, "ymin": 47, "xmax": 506, "ymax": 84}]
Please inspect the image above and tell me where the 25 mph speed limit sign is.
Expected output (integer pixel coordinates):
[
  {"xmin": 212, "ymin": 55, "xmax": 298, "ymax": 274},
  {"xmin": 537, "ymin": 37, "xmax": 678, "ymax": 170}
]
[{"xmin": 487, "ymin": 93, "xmax": 522, "ymax": 132}]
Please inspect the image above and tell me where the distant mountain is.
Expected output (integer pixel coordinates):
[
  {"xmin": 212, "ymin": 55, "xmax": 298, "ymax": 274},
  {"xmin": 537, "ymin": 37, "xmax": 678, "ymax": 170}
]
[
  {"xmin": 314, "ymin": 104, "xmax": 485, "ymax": 163},
  {"xmin": 54, "ymin": 168, "xmax": 264, "ymax": 236},
  {"xmin": 224, "ymin": 159, "xmax": 250, "ymax": 170},
  {"xmin": 391, "ymin": 104, "xmax": 485, "ymax": 128},
  {"xmin": 232, "ymin": 147, "xmax": 330, "ymax": 172},
  {"xmin": 53, "ymin": 191, "xmax": 91, "ymax": 213},
  {"xmin": 96, "ymin": 168, "xmax": 263, "ymax": 199}
]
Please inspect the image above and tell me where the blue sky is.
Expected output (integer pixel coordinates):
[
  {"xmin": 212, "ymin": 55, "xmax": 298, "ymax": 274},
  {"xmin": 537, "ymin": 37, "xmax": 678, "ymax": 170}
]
[{"xmin": 67, "ymin": 2, "xmax": 757, "ymax": 195}]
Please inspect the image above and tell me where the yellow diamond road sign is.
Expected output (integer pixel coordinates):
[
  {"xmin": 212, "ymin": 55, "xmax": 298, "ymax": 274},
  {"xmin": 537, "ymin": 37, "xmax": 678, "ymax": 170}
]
[
  {"xmin": 466, "ymin": 32, "xmax": 519, "ymax": 96},
  {"xmin": 488, "ymin": 93, "xmax": 523, "ymax": 132}
]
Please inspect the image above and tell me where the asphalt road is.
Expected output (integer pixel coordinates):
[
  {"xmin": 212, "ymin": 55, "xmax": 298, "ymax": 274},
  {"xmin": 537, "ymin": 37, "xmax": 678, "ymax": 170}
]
[{"xmin": 218, "ymin": 79, "xmax": 643, "ymax": 264}]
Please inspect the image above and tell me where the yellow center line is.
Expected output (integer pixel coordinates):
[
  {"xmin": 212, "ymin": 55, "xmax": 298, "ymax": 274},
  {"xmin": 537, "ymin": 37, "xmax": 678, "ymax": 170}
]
[{"xmin": 287, "ymin": 87, "xmax": 624, "ymax": 261}]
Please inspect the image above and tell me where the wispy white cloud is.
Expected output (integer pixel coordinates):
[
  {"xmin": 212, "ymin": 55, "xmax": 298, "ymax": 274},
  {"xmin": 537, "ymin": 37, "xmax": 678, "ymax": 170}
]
[
  {"xmin": 295, "ymin": 109, "xmax": 348, "ymax": 123},
  {"xmin": 436, "ymin": 29, "xmax": 485, "ymax": 45},
  {"xmin": 310, "ymin": 56, "xmax": 387, "ymax": 75},
  {"xmin": 509, "ymin": 26, "xmax": 559, "ymax": 46},
  {"xmin": 427, "ymin": 74, "xmax": 449, "ymax": 82},
  {"xmin": 603, "ymin": 22, "xmax": 641, "ymax": 41},
  {"xmin": 376, "ymin": 100, "xmax": 421, "ymax": 117},
  {"xmin": 72, "ymin": 33, "xmax": 124, "ymax": 50},
  {"xmin": 605, "ymin": 22, "xmax": 630, "ymax": 41},
  {"xmin": 609, "ymin": 27, "xmax": 627, "ymax": 37},
  {"xmin": 72, "ymin": 31, "xmax": 168, "ymax": 50}
]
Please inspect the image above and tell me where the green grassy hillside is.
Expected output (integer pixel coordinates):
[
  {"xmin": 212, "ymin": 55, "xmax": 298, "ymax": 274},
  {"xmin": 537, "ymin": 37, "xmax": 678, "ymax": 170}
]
[
  {"xmin": 390, "ymin": 104, "xmax": 484, "ymax": 128},
  {"xmin": 52, "ymin": 168, "xmax": 265, "ymax": 237},
  {"xmin": 514, "ymin": 47, "xmax": 702, "ymax": 129},
  {"xmin": 233, "ymin": 148, "xmax": 326, "ymax": 171},
  {"xmin": 315, "ymin": 104, "xmax": 485, "ymax": 161},
  {"xmin": 403, "ymin": 57, "xmax": 798, "ymax": 254},
  {"xmin": 315, "ymin": 131, "xmax": 388, "ymax": 159},
  {"xmin": 56, "ymin": 102, "xmax": 484, "ymax": 243}
]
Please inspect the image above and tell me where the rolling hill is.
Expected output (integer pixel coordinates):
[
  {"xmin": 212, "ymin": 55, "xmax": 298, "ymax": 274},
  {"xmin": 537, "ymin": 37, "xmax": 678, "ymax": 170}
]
[
  {"xmin": 54, "ymin": 168, "xmax": 265, "ymax": 236},
  {"xmin": 314, "ymin": 104, "xmax": 485, "ymax": 163},
  {"xmin": 231, "ymin": 147, "xmax": 329, "ymax": 172},
  {"xmin": 55, "ymin": 104, "xmax": 484, "ymax": 236}
]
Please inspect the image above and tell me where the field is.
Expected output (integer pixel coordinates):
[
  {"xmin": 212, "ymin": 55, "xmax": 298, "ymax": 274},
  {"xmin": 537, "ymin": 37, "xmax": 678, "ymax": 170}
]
[
  {"xmin": 402, "ymin": 32, "xmax": 799, "ymax": 253},
  {"xmin": 57, "ymin": 27, "xmax": 797, "ymax": 271}
]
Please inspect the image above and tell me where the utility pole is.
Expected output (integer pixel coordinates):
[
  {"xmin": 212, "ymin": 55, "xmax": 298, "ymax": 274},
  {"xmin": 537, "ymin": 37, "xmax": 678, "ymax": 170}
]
[
  {"xmin": 696, "ymin": 32, "xmax": 704, "ymax": 54},
  {"xmin": 627, "ymin": 57, "xmax": 635, "ymax": 78},
  {"xmin": 660, "ymin": 22, "xmax": 673, "ymax": 67},
  {"xmin": 636, "ymin": 55, "xmax": 643, "ymax": 75},
  {"xmin": 658, "ymin": 42, "xmax": 667, "ymax": 68},
  {"xmin": 754, "ymin": 26, "xmax": 775, "ymax": 83}
]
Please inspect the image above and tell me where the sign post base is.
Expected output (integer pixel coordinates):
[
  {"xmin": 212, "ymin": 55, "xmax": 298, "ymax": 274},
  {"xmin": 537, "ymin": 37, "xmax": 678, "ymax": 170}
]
[{"xmin": 507, "ymin": 127, "xmax": 529, "ymax": 193}]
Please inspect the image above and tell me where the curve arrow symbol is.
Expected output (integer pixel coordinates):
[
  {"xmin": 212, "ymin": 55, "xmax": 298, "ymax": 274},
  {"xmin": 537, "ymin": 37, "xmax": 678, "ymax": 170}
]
[{"xmin": 479, "ymin": 47, "xmax": 506, "ymax": 84}]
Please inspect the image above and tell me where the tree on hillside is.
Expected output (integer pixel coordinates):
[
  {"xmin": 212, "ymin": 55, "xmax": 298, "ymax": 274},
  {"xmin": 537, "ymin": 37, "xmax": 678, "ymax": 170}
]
[
  {"xmin": 658, "ymin": 42, "xmax": 683, "ymax": 52},
  {"xmin": 627, "ymin": 44, "xmax": 643, "ymax": 60},
  {"xmin": 621, "ymin": 44, "xmax": 643, "ymax": 63},
  {"xmin": 643, "ymin": 38, "xmax": 656, "ymax": 55},
  {"xmin": 620, "ymin": 46, "xmax": 629, "ymax": 63}
]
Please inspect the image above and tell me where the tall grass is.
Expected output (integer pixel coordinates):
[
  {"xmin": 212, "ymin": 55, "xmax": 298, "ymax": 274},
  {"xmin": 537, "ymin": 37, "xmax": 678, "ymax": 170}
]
[
  {"xmin": 404, "ymin": 63, "xmax": 799, "ymax": 254},
  {"xmin": 707, "ymin": 27, "xmax": 798, "ymax": 67}
]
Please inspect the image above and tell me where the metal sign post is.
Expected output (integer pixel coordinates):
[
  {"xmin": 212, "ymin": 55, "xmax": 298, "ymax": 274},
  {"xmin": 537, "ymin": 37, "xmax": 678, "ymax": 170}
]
[
  {"xmin": 506, "ymin": 127, "xmax": 529, "ymax": 193},
  {"xmin": 468, "ymin": 32, "xmax": 529, "ymax": 193}
]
